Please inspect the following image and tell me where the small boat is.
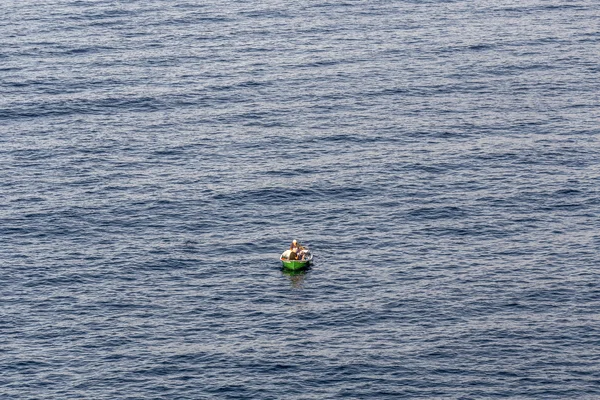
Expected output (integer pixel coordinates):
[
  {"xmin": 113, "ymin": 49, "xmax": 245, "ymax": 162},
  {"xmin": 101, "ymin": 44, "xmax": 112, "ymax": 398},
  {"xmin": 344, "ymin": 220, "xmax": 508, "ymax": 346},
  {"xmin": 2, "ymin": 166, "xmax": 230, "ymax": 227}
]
[{"xmin": 280, "ymin": 249, "xmax": 313, "ymax": 270}]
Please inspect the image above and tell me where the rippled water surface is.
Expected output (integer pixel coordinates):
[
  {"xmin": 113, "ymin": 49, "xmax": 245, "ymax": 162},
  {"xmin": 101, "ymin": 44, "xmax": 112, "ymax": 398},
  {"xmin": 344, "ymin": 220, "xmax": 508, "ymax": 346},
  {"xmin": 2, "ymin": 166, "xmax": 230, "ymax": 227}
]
[{"xmin": 2, "ymin": 0, "xmax": 600, "ymax": 398}]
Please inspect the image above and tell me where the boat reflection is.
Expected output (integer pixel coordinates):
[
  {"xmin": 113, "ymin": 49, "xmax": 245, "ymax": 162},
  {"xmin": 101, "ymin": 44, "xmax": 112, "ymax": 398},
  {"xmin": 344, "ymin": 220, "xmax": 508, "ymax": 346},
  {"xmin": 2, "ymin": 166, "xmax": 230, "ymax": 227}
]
[{"xmin": 281, "ymin": 266, "xmax": 310, "ymax": 289}]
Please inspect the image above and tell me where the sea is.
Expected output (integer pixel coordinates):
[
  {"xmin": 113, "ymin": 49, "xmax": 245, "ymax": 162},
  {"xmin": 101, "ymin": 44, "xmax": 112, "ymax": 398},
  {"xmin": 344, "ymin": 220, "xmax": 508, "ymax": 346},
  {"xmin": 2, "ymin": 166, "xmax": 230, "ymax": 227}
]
[{"xmin": 1, "ymin": 0, "xmax": 599, "ymax": 398}]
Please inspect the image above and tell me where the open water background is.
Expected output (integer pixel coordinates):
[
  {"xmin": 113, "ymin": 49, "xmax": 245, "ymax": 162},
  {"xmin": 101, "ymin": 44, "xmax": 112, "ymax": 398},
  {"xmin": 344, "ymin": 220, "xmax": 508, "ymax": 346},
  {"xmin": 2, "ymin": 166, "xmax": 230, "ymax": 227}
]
[{"xmin": 1, "ymin": 0, "xmax": 600, "ymax": 398}]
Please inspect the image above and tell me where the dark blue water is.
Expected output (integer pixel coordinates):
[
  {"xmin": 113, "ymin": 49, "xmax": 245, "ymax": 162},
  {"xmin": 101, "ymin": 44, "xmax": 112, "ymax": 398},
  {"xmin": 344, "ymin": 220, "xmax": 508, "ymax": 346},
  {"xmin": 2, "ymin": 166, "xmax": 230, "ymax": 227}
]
[{"xmin": 2, "ymin": 1, "xmax": 599, "ymax": 398}]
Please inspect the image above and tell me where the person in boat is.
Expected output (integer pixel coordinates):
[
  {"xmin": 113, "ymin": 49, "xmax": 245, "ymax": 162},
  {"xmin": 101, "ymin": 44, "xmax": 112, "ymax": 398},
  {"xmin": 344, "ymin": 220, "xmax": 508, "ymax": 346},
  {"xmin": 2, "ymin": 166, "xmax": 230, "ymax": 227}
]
[{"xmin": 289, "ymin": 240, "xmax": 306, "ymax": 260}]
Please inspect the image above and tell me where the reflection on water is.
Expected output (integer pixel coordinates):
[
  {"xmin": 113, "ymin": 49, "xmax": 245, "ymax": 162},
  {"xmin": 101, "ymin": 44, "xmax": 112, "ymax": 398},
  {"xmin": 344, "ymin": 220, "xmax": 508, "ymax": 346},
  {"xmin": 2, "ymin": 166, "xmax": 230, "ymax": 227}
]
[{"xmin": 281, "ymin": 267, "xmax": 310, "ymax": 289}]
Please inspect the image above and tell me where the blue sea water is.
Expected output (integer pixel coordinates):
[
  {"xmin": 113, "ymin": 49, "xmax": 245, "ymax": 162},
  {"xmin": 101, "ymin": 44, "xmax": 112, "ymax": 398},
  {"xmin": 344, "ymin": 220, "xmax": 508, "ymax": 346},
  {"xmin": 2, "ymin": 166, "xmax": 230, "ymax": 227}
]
[{"xmin": 1, "ymin": 0, "xmax": 599, "ymax": 398}]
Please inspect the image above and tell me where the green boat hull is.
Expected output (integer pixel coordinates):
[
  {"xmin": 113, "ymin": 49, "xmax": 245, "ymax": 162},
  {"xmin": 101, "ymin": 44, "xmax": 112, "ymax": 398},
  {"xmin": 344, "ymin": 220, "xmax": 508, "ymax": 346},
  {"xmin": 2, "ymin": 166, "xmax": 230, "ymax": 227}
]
[{"xmin": 281, "ymin": 259, "xmax": 311, "ymax": 270}]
